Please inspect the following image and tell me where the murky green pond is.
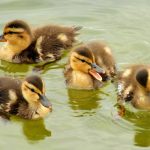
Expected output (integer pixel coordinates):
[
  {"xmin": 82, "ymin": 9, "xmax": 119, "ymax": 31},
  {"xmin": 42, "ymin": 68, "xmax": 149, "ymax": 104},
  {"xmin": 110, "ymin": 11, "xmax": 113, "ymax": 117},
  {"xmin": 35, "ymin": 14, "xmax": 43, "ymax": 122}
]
[{"xmin": 0, "ymin": 0, "xmax": 150, "ymax": 149}]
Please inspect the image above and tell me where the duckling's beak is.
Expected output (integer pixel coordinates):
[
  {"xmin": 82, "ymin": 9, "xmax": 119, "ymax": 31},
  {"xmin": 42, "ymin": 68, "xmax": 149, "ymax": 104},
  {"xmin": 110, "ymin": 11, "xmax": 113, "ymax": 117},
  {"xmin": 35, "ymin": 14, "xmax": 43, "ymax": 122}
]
[
  {"xmin": 0, "ymin": 34, "xmax": 6, "ymax": 42},
  {"xmin": 89, "ymin": 63, "xmax": 105, "ymax": 81},
  {"xmin": 39, "ymin": 94, "xmax": 52, "ymax": 108},
  {"xmin": 91, "ymin": 63, "xmax": 105, "ymax": 74}
]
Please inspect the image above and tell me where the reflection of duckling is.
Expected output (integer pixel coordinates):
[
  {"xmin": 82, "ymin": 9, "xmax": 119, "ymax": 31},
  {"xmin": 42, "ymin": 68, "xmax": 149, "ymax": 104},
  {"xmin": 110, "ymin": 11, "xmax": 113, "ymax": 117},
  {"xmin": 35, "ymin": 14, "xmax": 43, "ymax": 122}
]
[
  {"xmin": 118, "ymin": 106, "xmax": 150, "ymax": 147},
  {"xmin": 67, "ymin": 89, "xmax": 100, "ymax": 116},
  {"xmin": 64, "ymin": 41, "xmax": 116, "ymax": 90},
  {"xmin": 0, "ymin": 75, "xmax": 52, "ymax": 119},
  {"xmin": 23, "ymin": 119, "xmax": 51, "ymax": 142},
  {"xmin": 118, "ymin": 65, "xmax": 150, "ymax": 110},
  {"xmin": 0, "ymin": 20, "xmax": 81, "ymax": 63}
]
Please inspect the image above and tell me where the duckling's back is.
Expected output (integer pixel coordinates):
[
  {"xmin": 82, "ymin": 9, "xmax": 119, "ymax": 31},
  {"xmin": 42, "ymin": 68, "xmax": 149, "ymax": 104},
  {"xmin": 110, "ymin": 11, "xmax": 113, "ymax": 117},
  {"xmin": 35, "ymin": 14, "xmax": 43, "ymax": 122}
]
[
  {"xmin": 12, "ymin": 24, "xmax": 81, "ymax": 63},
  {"xmin": 117, "ymin": 65, "xmax": 149, "ymax": 102},
  {"xmin": 87, "ymin": 41, "xmax": 116, "ymax": 78},
  {"xmin": 33, "ymin": 25, "xmax": 81, "ymax": 61},
  {"xmin": 0, "ymin": 77, "xmax": 22, "ymax": 113},
  {"xmin": 34, "ymin": 25, "xmax": 80, "ymax": 45}
]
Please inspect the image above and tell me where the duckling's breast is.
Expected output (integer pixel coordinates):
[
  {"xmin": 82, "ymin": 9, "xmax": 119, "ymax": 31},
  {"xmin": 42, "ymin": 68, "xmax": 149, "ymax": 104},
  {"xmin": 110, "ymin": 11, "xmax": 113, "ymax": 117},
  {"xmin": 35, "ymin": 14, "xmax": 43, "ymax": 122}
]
[
  {"xmin": 32, "ymin": 104, "xmax": 51, "ymax": 119},
  {"xmin": 12, "ymin": 42, "xmax": 39, "ymax": 63},
  {"xmin": 69, "ymin": 71, "xmax": 94, "ymax": 90}
]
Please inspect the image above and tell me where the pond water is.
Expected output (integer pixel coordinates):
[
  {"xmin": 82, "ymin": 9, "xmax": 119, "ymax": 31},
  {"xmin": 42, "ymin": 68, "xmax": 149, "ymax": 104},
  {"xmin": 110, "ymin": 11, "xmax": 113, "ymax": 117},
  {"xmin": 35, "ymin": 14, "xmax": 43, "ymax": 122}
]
[{"xmin": 0, "ymin": 0, "xmax": 150, "ymax": 149}]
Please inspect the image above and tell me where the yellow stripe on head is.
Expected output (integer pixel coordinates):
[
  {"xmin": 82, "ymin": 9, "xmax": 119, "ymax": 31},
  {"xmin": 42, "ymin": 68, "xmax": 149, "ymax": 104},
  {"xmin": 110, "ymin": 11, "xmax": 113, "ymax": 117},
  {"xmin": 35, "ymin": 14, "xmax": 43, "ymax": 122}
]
[
  {"xmin": 5, "ymin": 27, "xmax": 25, "ymax": 33},
  {"xmin": 23, "ymin": 81, "xmax": 42, "ymax": 95}
]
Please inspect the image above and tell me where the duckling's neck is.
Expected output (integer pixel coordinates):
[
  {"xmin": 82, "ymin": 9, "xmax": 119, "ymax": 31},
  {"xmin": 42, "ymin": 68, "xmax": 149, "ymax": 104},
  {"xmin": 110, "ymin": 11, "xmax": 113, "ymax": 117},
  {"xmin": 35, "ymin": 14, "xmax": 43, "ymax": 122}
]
[
  {"xmin": 0, "ymin": 43, "xmax": 29, "ymax": 62},
  {"xmin": 70, "ymin": 70, "xmax": 94, "ymax": 90},
  {"xmin": 133, "ymin": 87, "xmax": 150, "ymax": 110},
  {"xmin": 28, "ymin": 102, "xmax": 50, "ymax": 119}
]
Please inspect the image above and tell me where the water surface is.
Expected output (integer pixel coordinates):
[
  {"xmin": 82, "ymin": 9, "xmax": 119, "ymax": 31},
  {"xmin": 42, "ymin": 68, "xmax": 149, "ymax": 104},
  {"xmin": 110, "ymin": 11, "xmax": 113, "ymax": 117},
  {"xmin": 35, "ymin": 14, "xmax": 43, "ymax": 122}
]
[{"xmin": 0, "ymin": 0, "xmax": 150, "ymax": 149}]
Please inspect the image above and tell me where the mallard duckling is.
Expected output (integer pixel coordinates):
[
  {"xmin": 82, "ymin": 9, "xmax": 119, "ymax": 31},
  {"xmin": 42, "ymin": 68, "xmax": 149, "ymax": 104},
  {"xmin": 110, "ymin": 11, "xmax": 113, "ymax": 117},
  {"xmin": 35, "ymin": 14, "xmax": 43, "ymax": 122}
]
[
  {"xmin": 64, "ymin": 40, "xmax": 116, "ymax": 90},
  {"xmin": 118, "ymin": 65, "xmax": 150, "ymax": 110},
  {"xmin": 0, "ymin": 75, "xmax": 52, "ymax": 119},
  {"xmin": 0, "ymin": 20, "xmax": 81, "ymax": 63}
]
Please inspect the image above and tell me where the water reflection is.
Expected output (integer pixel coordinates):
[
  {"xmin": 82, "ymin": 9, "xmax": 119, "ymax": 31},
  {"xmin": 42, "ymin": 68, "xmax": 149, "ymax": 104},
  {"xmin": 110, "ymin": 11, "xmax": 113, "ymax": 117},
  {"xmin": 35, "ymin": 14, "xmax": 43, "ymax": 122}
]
[
  {"xmin": 11, "ymin": 117, "xmax": 51, "ymax": 142},
  {"xmin": 22, "ymin": 119, "xmax": 51, "ymax": 142},
  {"xmin": 134, "ymin": 129, "xmax": 150, "ymax": 147},
  {"xmin": 32, "ymin": 51, "xmax": 67, "ymax": 73},
  {"xmin": 119, "ymin": 106, "xmax": 150, "ymax": 147},
  {"xmin": 33, "ymin": 61, "xmax": 65, "ymax": 74},
  {"xmin": 67, "ymin": 89, "xmax": 101, "ymax": 116},
  {"xmin": 0, "ymin": 60, "xmax": 31, "ymax": 74},
  {"xmin": 127, "ymin": 111, "xmax": 150, "ymax": 147}
]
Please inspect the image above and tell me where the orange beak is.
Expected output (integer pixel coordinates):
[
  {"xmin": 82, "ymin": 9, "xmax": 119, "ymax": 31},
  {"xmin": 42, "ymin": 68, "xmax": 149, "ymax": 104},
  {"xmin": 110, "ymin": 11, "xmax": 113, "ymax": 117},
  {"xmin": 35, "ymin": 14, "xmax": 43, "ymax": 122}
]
[
  {"xmin": 0, "ymin": 35, "xmax": 6, "ymax": 42},
  {"xmin": 88, "ymin": 63, "xmax": 105, "ymax": 82},
  {"xmin": 89, "ymin": 69, "xmax": 102, "ymax": 81}
]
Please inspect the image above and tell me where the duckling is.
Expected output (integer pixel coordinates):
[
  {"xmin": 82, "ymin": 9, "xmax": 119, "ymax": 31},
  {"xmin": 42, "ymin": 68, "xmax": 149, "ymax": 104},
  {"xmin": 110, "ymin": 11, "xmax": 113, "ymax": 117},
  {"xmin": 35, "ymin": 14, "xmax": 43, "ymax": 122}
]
[
  {"xmin": 0, "ymin": 75, "xmax": 52, "ymax": 119},
  {"xmin": 0, "ymin": 20, "xmax": 81, "ymax": 63},
  {"xmin": 118, "ymin": 64, "xmax": 150, "ymax": 110},
  {"xmin": 64, "ymin": 40, "xmax": 116, "ymax": 90}
]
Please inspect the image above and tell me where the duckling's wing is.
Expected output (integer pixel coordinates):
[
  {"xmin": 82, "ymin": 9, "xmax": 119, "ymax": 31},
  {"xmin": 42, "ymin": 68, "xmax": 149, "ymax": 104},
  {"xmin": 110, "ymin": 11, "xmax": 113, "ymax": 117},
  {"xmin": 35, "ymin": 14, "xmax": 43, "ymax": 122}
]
[
  {"xmin": 34, "ymin": 25, "xmax": 81, "ymax": 45},
  {"xmin": 0, "ymin": 88, "xmax": 9, "ymax": 104},
  {"xmin": 64, "ymin": 64, "xmax": 73, "ymax": 85},
  {"xmin": 0, "ymin": 87, "xmax": 17, "ymax": 115},
  {"xmin": 33, "ymin": 25, "xmax": 82, "ymax": 61},
  {"xmin": 0, "ymin": 88, "xmax": 12, "ymax": 120},
  {"xmin": 12, "ymin": 42, "xmax": 39, "ymax": 63},
  {"xmin": 38, "ymin": 34, "xmax": 64, "ymax": 61},
  {"xmin": 0, "ymin": 78, "xmax": 21, "ymax": 106},
  {"xmin": 87, "ymin": 41, "xmax": 116, "ymax": 77}
]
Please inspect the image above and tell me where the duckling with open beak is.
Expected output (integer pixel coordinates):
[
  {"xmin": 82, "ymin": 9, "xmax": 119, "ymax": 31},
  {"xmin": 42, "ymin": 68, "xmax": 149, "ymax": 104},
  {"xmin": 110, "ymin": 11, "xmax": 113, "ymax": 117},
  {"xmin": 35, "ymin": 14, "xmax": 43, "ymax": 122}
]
[{"xmin": 64, "ymin": 40, "xmax": 116, "ymax": 90}]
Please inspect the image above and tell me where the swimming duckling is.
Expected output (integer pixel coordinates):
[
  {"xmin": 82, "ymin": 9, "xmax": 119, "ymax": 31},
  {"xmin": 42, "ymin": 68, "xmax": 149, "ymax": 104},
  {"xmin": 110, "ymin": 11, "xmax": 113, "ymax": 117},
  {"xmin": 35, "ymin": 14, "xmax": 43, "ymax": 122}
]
[
  {"xmin": 64, "ymin": 40, "xmax": 116, "ymax": 90},
  {"xmin": 0, "ymin": 75, "xmax": 52, "ymax": 119},
  {"xmin": 0, "ymin": 20, "xmax": 81, "ymax": 63},
  {"xmin": 118, "ymin": 65, "xmax": 150, "ymax": 110}
]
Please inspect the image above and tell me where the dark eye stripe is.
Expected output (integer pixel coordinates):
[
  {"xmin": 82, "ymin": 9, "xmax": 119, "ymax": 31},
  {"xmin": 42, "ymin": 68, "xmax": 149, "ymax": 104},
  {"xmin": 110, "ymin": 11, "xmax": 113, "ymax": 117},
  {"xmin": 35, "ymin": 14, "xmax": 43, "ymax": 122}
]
[
  {"xmin": 75, "ymin": 56, "xmax": 91, "ymax": 66},
  {"xmin": 4, "ymin": 31, "xmax": 23, "ymax": 35},
  {"xmin": 25, "ymin": 85, "xmax": 38, "ymax": 94},
  {"xmin": 30, "ymin": 88, "xmax": 35, "ymax": 92},
  {"xmin": 81, "ymin": 59, "xmax": 85, "ymax": 62}
]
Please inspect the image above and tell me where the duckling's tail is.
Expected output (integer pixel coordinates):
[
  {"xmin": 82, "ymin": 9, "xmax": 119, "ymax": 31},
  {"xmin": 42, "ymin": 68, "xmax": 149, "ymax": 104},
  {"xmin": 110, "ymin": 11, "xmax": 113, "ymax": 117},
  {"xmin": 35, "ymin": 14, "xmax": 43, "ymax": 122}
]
[
  {"xmin": 72, "ymin": 26, "xmax": 82, "ymax": 35},
  {"xmin": 73, "ymin": 26, "xmax": 82, "ymax": 31}
]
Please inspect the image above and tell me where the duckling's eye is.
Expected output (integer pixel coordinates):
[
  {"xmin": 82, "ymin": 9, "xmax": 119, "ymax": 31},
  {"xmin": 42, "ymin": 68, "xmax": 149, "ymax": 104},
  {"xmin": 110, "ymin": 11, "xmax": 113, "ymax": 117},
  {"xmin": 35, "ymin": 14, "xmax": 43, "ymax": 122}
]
[
  {"xmin": 80, "ymin": 59, "xmax": 85, "ymax": 63},
  {"xmin": 4, "ymin": 31, "xmax": 17, "ymax": 35},
  {"xmin": 7, "ymin": 31, "xmax": 14, "ymax": 35},
  {"xmin": 75, "ymin": 56, "xmax": 87, "ymax": 63},
  {"xmin": 30, "ymin": 88, "xmax": 35, "ymax": 93},
  {"xmin": 4, "ymin": 32, "xmax": 12, "ymax": 35},
  {"xmin": 18, "ymin": 35, "xmax": 23, "ymax": 38},
  {"xmin": 25, "ymin": 85, "xmax": 37, "ymax": 93}
]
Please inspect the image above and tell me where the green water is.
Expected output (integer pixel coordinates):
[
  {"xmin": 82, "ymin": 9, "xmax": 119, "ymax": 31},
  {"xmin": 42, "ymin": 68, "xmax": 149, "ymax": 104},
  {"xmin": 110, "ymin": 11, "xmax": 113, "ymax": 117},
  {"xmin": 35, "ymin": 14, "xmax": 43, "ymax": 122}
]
[{"xmin": 0, "ymin": 0, "xmax": 150, "ymax": 149}]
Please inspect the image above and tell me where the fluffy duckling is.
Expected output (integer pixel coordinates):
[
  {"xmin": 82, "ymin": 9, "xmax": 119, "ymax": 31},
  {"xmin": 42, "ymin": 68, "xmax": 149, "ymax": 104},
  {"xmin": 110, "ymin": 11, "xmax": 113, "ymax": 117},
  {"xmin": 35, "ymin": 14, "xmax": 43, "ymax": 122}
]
[
  {"xmin": 0, "ymin": 75, "xmax": 52, "ymax": 119},
  {"xmin": 64, "ymin": 41, "xmax": 116, "ymax": 90},
  {"xmin": 0, "ymin": 20, "xmax": 81, "ymax": 63},
  {"xmin": 118, "ymin": 65, "xmax": 150, "ymax": 110}
]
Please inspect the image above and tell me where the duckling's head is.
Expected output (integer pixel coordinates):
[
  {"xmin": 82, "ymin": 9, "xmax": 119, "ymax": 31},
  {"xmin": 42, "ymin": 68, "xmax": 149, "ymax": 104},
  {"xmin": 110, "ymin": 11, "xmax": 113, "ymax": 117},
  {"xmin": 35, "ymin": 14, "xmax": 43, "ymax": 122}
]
[
  {"xmin": 70, "ymin": 45, "xmax": 104, "ymax": 81},
  {"xmin": 0, "ymin": 20, "xmax": 32, "ymax": 50},
  {"xmin": 136, "ymin": 69, "xmax": 150, "ymax": 91},
  {"xmin": 21, "ymin": 75, "xmax": 52, "ymax": 112},
  {"xmin": 134, "ymin": 68, "xmax": 150, "ymax": 109}
]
